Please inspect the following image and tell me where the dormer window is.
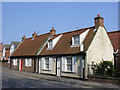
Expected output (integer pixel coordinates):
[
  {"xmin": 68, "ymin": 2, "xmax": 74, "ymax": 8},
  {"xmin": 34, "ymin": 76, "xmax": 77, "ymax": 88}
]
[
  {"xmin": 31, "ymin": 37, "xmax": 35, "ymax": 40},
  {"xmin": 72, "ymin": 35, "xmax": 80, "ymax": 47},
  {"xmin": 48, "ymin": 40, "xmax": 53, "ymax": 49},
  {"xmin": 74, "ymin": 35, "xmax": 79, "ymax": 45}
]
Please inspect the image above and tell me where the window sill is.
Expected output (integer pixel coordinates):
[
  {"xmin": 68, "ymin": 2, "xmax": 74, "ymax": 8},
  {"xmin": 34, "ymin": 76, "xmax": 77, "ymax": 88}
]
[
  {"xmin": 47, "ymin": 48, "xmax": 53, "ymax": 50},
  {"xmin": 13, "ymin": 65, "xmax": 17, "ymax": 66},
  {"xmin": 25, "ymin": 66, "xmax": 32, "ymax": 67},
  {"xmin": 71, "ymin": 45, "xmax": 80, "ymax": 47},
  {"xmin": 41, "ymin": 69, "xmax": 51, "ymax": 71},
  {"xmin": 62, "ymin": 71, "xmax": 76, "ymax": 74}
]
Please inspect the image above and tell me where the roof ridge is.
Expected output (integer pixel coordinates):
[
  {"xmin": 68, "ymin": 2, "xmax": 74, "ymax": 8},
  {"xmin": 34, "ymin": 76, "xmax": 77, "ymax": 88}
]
[
  {"xmin": 12, "ymin": 41, "xmax": 20, "ymax": 42},
  {"xmin": 107, "ymin": 30, "xmax": 120, "ymax": 33},
  {"xmin": 59, "ymin": 26, "xmax": 95, "ymax": 35},
  {"xmin": 26, "ymin": 32, "xmax": 50, "ymax": 40}
]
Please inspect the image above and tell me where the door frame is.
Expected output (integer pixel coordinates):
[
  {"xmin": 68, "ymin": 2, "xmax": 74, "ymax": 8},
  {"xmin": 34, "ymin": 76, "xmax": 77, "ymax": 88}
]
[
  {"xmin": 57, "ymin": 57, "xmax": 61, "ymax": 76},
  {"xmin": 19, "ymin": 59, "xmax": 22, "ymax": 71},
  {"xmin": 39, "ymin": 58, "xmax": 41, "ymax": 73}
]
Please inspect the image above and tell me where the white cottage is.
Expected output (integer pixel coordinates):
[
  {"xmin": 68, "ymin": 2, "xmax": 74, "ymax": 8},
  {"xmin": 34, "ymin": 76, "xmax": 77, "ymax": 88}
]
[
  {"xmin": 38, "ymin": 15, "xmax": 114, "ymax": 79},
  {"xmin": 10, "ymin": 15, "xmax": 114, "ymax": 80}
]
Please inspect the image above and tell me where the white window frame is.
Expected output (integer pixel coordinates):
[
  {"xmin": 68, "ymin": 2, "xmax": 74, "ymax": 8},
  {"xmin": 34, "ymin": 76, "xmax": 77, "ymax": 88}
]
[
  {"xmin": 47, "ymin": 40, "xmax": 53, "ymax": 50},
  {"xmin": 72, "ymin": 35, "xmax": 80, "ymax": 47},
  {"xmin": 45, "ymin": 57, "xmax": 49, "ymax": 70},
  {"xmin": 42, "ymin": 57, "xmax": 52, "ymax": 71},
  {"xmin": 66, "ymin": 57, "xmax": 72, "ymax": 72},
  {"xmin": 25, "ymin": 58, "xmax": 32, "ymax": 67},
  {"xmin": 62, "ymin": 56, "xmax": 77, "ymax": 73},
  {"xmin": 13, "ymin": 59, "xmax": 17, "ymax": 66}
]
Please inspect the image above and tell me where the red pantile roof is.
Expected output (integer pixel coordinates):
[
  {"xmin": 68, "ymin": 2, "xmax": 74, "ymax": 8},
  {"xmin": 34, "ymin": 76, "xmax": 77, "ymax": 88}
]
[
  {"xmin": 11, "ymin": 33, "xmax": 50, "ymax": 57},
  {"xmin": 108, "ymin": 30, "xmax": 120, "ymax": 53},
  {"xmin": 39, "ymin": 26, "xmax": 95, "ymax": 56}
]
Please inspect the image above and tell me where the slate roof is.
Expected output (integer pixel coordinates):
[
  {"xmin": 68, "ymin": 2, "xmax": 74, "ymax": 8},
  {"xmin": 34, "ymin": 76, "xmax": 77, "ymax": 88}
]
[
  {"xmin": 11, "ymin": 33, "xmax": 50, "ymax": 57},
  {"xmin": 108, "ymin": 30, "xmax": 120, "ymax": 54},
  {"xmin": 11, "ymin": 41, "xmax": 20, "ymax": 48},
  {"xmin": 39, "ymin": 26, "xmax": 96, "ymax": 56}
]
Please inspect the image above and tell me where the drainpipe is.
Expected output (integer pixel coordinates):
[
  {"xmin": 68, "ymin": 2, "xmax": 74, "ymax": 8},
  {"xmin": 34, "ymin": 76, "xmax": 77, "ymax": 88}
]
[
  {"xmin": 82, "ymin": 51, "xmax": 86, "ymax": 81},
  {"xmin": 114, "ymin": 49, "xmax": 119, "ymax": 71}
]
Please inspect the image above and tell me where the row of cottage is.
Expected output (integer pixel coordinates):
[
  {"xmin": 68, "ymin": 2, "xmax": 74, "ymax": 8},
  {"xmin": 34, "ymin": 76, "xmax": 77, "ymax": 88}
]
[{"xmin": 10, "ymin": 15, "xmax": 120, "ymax": 79}]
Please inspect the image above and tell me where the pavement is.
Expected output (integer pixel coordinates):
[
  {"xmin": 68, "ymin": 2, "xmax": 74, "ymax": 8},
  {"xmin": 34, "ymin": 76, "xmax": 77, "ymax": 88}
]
[{"xmin": 2, "ymin": 63, "xmax": 120, "ymax": 89}]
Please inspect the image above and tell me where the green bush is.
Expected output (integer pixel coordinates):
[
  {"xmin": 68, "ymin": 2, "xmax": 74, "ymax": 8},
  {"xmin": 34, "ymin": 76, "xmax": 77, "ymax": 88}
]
[{"xmin": 95, "ymin": 60, "xmax": 115, "ymax": 77}]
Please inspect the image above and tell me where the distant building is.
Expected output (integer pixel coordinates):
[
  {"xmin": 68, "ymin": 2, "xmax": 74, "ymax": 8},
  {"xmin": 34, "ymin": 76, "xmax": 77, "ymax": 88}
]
[
  {"xmin": 8, "ymin": 41, "xmax": 20, "ymax": 63},
  {"xmin": 3, "ymin": 44, "xmax": 11, "ymax": 61},
  {"xmin": 0, "ymin": 42, "xmax": 4, "ymax": 60},
  {"xmin": 108, "ymin": 31, "xmax": 120, "ymax": 71},
  {"xmin": 10, "ymin": 41, "xmax": 20, "ymax": 56}
]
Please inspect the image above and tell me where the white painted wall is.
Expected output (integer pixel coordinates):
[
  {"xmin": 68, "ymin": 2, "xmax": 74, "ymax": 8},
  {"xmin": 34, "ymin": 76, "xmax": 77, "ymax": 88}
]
[
  {"xmin": 86, "ymin": 26, "xmax": 114, "ymax": 75},
  {"xmin": 80, "ymin": 29, "xmax": 90, "ymax": 45},
  {"xmin": 10, "ymin": 43, "xmax": 15, "ymax": 55},
  {"xmin": 53, "ymin": 34, "xmax": 62, "ymax": 48},
  {"xmin": 3, "ymin": 47, "xmax": 6, "ymax": 57}
]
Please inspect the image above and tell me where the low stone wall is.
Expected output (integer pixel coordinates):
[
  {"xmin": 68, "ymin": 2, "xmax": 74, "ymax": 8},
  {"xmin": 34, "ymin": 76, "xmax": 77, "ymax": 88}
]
[{"xmin": 88, "ymin": 76, "xmax": 120, "ymax": 85}]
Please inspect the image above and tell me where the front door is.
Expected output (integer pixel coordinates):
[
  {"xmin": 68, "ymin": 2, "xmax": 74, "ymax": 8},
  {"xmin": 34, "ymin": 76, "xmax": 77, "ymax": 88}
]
[
  {"xmin": 19, "ymin": 59, "xmax": 22, "ymax": 71},
  {"xmin": 57, "ymin": 58, "xmax": 61, "ymax": 76}
]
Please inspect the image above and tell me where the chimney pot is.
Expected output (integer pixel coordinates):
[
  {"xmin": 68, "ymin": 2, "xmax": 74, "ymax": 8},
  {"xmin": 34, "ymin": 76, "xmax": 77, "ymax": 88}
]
[
  {"xmin": 97, "ymin": 14, "xmax": 100, "ymax": 17},
  {"xmin": 22, "ymin": 35, "xmax": 26, "ymax": 41},
  {"xmin": 50, "ymin": 27, "xmax": 56, "ymax": 36},
  {"xmin": 32, "ymin": 31, "xmax": 37, "ymax": 38},
  {"xmin": 52, "ymin": 27, "xmax": 54, "ymax": 30}
]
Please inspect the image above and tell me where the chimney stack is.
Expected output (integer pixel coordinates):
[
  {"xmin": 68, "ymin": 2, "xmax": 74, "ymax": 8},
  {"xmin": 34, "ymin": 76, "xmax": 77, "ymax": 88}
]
[
  {"xmin": 94, "ymin": 14, "xmax": 104, "ymax": 29},
  {"xmin": 50, "ymin": 27, "xmax": 56, "ymax": 36},
  {"xmin": 22, "ymin": 35, "xmax": 26, "ymax": 41},
  {"xmin": 0, "ymin": 42, "xmax": 3, "ymax": 45},
  {"xmin": 32, "ymin": 32, "xmax": 37, "ymax": 38}
]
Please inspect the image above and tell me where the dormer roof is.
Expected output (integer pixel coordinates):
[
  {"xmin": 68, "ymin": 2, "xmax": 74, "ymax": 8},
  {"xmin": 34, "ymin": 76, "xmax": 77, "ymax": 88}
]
[{"xmin": 39, "ymin": 26, "xmax": 96, "ymax": 56}]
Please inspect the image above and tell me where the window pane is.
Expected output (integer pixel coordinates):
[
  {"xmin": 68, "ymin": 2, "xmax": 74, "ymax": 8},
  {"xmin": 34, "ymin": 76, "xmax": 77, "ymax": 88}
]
[
  {"xmin": 45, "ymin": 58, "xmax": 49, "ymax": 70},
  {"xmin": 49, "ymin": 40, "xmax": 53, "ymax": 49},
  {"xmin": 74, "ymin": 36, "xmax": 79, "ymax": 45},
  {"xmin": 66, "ymin": 57, "xmax": 72, "ymax": 71}
]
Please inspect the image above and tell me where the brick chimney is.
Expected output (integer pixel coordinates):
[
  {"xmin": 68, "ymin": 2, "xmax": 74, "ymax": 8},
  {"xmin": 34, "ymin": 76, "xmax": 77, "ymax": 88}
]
[
  {"xmin": 32, "ymin": 32, "xmax": 37, "ymax": 38},
  {"xmin": 0, "ymin": 42, "xmax": 3, "ymax": 45},
  {"xmin": 22, "ymin": 35, "xmax": 26, "ymax": 41},
  {"xmin": 94, "ymin": 14, "xmax": 104, "ymax": 29},
  {"xmin": 50, "ymin": 27, "xmax": 56, "ymax": 36}
]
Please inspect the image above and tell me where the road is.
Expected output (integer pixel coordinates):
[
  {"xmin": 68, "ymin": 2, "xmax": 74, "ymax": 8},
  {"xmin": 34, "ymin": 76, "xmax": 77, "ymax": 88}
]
[{"xmin": 1, "ymin": 63, "xmax": 120, "ymax": 89}]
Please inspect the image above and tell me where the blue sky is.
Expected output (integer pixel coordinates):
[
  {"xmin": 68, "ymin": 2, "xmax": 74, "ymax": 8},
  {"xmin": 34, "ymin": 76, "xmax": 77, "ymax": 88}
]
[{"xmin": 2, "ymin": 2, "xmax": 118, "ymax": 44}]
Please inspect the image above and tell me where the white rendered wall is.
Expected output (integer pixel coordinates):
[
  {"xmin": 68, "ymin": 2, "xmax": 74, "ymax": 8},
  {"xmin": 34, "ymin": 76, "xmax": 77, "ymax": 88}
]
[
  {"xmin": 80, "ymin": 29, "xmax": 90, "ymax": 45},
  {"xmin": 86, "ymin": 26, "xmax": 114, "ymax": 75},
  {"xmin": 53, "ymin": 34, "xmax": 62, "ymax": 48}
]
